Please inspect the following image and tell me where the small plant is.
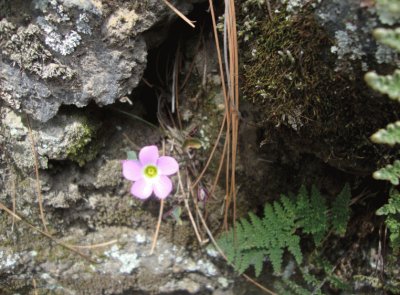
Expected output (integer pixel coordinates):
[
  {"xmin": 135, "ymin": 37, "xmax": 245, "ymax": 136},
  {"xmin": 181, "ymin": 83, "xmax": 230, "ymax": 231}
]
[
  {"xmin": 365, "ymin": 10, "xmax": 400, "ymax": 252},
  {"xmin": 217, "ymin": 184, "xmax": 351, "ymax": 276},
  {"xmin": 376, "ymin": 189, "xmax": 400, "ymax": 253}
]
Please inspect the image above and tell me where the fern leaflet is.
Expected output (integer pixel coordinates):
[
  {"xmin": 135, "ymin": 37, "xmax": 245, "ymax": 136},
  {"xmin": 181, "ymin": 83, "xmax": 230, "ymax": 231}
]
[
  {"xmin": 371, "ymin": 121, "xmax": 400, "ymax": 146},
  {"xmin": 373, "ymin": 160, "xmax": 400, "ymax": 185},
  {"xmin": 331, "ymin": 184, "xmax": 351, "ymax": 236}
]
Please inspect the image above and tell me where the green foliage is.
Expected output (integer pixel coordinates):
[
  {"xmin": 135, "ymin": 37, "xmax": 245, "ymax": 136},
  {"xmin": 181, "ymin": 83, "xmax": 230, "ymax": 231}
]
[
  {"xmin": 373, "ymin": 27, "xmax": 400, "ymax": 51},
  {"xmin": 217, "ymin": 185, "xmax": 352, "ymax": 276},
  {"xmin": 364, "ymin": 70, "xmax": 400, "ymax": 102},
  {"xmin": 371, "ymin": 121, "xmax": 400, "ymax": 146},
  {"xmin": 331, "ymin": 184, "xmax": 351, "ymax": 236},
  {"xmin": 376, "ymin": 190, "xmax": 400, "ymax": 253},
  {"xmin": 296, "ymin": 186, "xmax": 328, "ymax": 245},
  {"xmin": 373, "ymin": 160, "xmax": 400, "ymax": 185},
  {"xmin": 367, "ymin": 7, "xmax": 400, "ymax": 254}
]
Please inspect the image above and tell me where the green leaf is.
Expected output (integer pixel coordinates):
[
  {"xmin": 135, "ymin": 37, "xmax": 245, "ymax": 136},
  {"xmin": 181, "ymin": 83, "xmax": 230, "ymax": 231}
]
[
  {"xmin": 373, "ymin": 28, "xmax": 400, "ymax": 52},
  {"xmin": 376, "ymin": 190, "xmax": 400, "ymax": 253},
  {"xmin": 373, "ymin": 160, "xmax": 400, "ymax": 185},
  {"xmin": 371, "ymin": 121, "xmax": 400, "ymax": 146},
  {"xmin": 365, "ymin": 70, "xmax": 400, "ymax": 102},
  {"xmin": 331, "ymin": 184, "xmax": 351, "ymax": 236},
  {"xmin": 126, "ymin": 150, "xmax": 137, "ymax": 160},
  {"xmin": 297, "ymin": 186, "xmax": 328, "ymax": 245},
  {"xmin": 376, "ymin": 190, "xmax": 400, "ymax": 216}
]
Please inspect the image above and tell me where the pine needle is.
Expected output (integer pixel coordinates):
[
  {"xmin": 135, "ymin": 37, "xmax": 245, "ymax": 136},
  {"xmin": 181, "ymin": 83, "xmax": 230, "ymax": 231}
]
[
  {"xmin": 32, "ymin": 278, "xmax": 38, "ymax": 295},
  {"xmin": 150, "ymin": 199, "xmax": 164, "ymax": 255},
  {"xmin": 64, "ymin": 240, "xmax": 118, "ymax": 249},
  {"xmin": 0, "ymin": 202, "xmax": 97, "ymax": 263},
  {"xmin": 26, "ymin": 115, "xmax": 48, "ymax": 233},
  {"xmin": 161, "ymin": 0, "xmax": 195, "ymax": 28},
  {"xmin": 11, "ymin": 173, "xmax": 17, "ymax": 231},
  {"xmin": 150, "ymin": 140, "xmax": 167, "ymax": 255}
]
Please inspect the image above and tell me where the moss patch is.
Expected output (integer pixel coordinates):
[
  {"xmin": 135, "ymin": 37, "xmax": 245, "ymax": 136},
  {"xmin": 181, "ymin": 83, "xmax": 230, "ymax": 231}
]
[
  {"xmin": 241, "ymin": 5, "xmax": 400, "ymax": 173},
  {"xmin": 66, "ymin": 119, "xmax": 99, "ymax": 166}
]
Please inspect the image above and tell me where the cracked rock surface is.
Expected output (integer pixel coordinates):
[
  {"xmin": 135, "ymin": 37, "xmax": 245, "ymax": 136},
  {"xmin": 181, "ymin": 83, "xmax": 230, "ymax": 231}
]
[{"xmin": 0, "ymin": 0, "xmax": 195, "ymax": 122}]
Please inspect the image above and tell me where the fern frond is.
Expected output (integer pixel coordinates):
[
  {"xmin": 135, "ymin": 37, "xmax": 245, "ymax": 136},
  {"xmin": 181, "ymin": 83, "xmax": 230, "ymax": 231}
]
[
  {"xmin": 373, "ymin": 160, "xmax": 400, "ymax": 185},
  {"xmin": 376, "ymin": 190, "xmax": 400, "ymax": 252},
  {"xmin": 283, "ymin": 279, "xmax": 312, "ymax": 295},
  {"xmin": 287, "ymin": 234, "xmax": 303, "ymax": 265},
  {"xmin": 218, "ymin": 230, "xmax": 236, "ymax": 264},
  {"xmin": 376, "ymin": 189, "xmax": 400, "ymax": 215},
  {"xmin": 268, "ymin": 246, "xmax": 284, "ymax": 274},
  {"xmin": 373, "ymin": 27, "xmax": 400, "ymax": 52},
  {"xmin": 248, "ymin": 212, "xmax": 266, "ymax": 248},
  {"xmin": 217, "ymin": 184, "xmax": 351, "ymax": 277},
  {"xmin": 331, "ymin": 183, "xmax": 351, "ymax": 236},
  {"xmin": 371, "ymin": 121, "xmax": 400, "ymax": 146},
  {"xmin": 297, "ymin": 186, "xmax": 328, "ymax": 245},
  {"xmin": 365, "ymin": 70, "xmax": 400, "ymax": 102}
]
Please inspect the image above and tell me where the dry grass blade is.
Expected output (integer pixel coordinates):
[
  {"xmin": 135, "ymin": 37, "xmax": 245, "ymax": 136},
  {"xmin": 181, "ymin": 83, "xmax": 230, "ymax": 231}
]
[
  {"xmin": 32, "ymin": 278, "xmax": 38, "ymax": 295},
  {"xmin": 150, "ymin": 141, "xmax": 167, "ymax": 255},
  {"xmin": 161, "ymin": 0, "xmax": 195, "ymax": 28},
  {"xmin": 64, "ymin": 240, "xmax": 118, "ymax": 249},
  {"xmin": 0, "ymin": 202, "xmax": 97, "ymax": 264},
  {"xmin": 150, "ymin": 199, "xmax": 164, "ymax": 255},
  {"xmin": 178, "ymin": 169, "xmax": 204, "ymax": 244},
  {"xmin": 11, "ymin": 173, "xmax": 17, "ymax": 231},
  {"xmin": 224, "ymin": 0, "xmax": 240, "ymax": 230},
  {"xmin": 26, "ymin": 115, "xmax": 48, "ymax": 233},
  {"xmin": 191, "ymin": 112, "xmax": 227, "ymax": 188}
]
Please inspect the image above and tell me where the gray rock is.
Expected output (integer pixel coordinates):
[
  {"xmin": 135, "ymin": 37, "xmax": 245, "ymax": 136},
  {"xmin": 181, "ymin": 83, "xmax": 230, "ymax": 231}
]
[
  {"xmin": 315, "ymin": 0, "xmax": 400, "ymax": 72},
  {"xmin": 0, "ymin": 0, "xmax": 195, "ymax": 122},
  {"xmin": 0, "ymin": 107, "xmax": 100, "ymax": 171}
]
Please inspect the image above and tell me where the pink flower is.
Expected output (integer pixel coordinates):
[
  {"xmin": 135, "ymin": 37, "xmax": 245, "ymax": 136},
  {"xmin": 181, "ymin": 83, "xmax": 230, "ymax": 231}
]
[{"xmin": 122, "ymin": 145, "xmax": 179, "ymax": 200}]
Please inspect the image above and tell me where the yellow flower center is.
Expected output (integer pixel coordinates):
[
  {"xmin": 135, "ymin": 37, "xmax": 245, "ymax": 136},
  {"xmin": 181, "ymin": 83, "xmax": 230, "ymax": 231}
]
[{"xmin": 144, "ymin": 165, "xmax": 158, "ymax": 178}]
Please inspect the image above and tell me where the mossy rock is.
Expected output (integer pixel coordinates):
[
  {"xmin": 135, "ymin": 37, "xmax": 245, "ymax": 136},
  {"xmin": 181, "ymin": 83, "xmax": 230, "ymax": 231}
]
[
  {"xmin": 240, "ymin": 5, "xmax": 400, "ymax": 174},
  {"xmin": 66, "ymin": 116, "xmax": 100, "ymax": 167}
]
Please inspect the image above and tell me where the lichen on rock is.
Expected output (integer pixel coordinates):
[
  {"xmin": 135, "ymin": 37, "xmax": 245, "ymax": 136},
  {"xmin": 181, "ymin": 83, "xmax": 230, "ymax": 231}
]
[
  {"xmin": 0, "ymin": 107, "xmax": 100, "ymax": 171},
  {"xmin": 0, "ymin": 19, "xmax": 74, "ymax": 80},
  {"xmin": 104, "ymin": 8, "xmax": 140, "ymax": 43}
]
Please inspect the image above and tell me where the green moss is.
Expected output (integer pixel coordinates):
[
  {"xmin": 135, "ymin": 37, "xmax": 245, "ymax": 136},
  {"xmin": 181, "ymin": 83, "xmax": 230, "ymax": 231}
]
[
  {"xmin": 242, "ymin": 10, "xmax": 336, "ymax": 128},
  {"xmin": 66, "ymin": 119, "xmax": 99, "ymax": 166},
  {"xmin": 240, "ymin": 5, "xmax": 400, "ymax": 173}
]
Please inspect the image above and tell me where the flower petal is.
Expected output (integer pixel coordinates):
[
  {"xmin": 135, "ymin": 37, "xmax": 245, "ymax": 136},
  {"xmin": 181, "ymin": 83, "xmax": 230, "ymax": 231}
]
[
  {"xmin": 153, "ymin": 175, "xmax": 173, "ymax": 199},
  {"xmin": 122, "ymin": 160, "xmax": 143, "ymax": 181},
  {"xmin": 139, "ymin": 145, "xmax": 159, "ymax": 166},
  {"xmin": 157, "ymin": 156, "xmax": 179, "ymax": 176},
  {"xmin": 130, "ymin": 179, "xmax": 153, "ymax": 199}
]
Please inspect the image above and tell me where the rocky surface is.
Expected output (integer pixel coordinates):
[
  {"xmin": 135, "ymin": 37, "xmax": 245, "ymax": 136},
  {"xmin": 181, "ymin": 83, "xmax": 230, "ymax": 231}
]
[
  {"xmin": 0, "ymin": 0, "xmax": 196, "ymax": 122},
  {"xmin": 2, "ymin": 0, "xmax": 399, "ymax": 294},
  {"xmin": 0, "ymin": 0, "xmax": 235, "ymax": 294}
]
